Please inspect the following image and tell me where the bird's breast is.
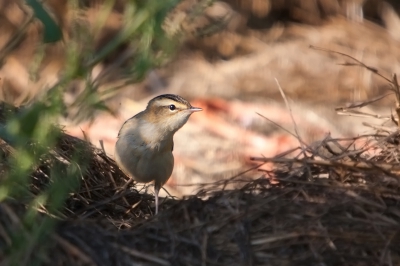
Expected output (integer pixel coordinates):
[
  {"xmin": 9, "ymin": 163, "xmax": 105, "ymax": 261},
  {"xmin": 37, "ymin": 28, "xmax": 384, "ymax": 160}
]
[{"xmin": 115, "ymin": 130, "xmax": 174, "ymax": 185}]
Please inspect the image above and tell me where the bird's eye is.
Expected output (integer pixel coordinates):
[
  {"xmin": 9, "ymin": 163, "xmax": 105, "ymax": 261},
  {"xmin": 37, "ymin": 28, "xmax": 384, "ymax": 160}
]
[{"xmin": 169, "ymin": 104, "xmax": 176, "ymax": 111}]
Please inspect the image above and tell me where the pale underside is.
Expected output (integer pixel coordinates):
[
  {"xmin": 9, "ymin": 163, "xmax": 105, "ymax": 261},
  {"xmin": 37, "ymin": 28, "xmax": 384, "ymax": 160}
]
[{"xmin": 115, "ymin": 116, "xmax": 174, "ymax": 187}]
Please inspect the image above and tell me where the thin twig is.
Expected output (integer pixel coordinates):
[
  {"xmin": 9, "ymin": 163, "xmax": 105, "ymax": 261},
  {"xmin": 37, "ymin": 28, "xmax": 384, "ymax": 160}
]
[
  {"xmin": 274, "ymin": 78, "xmax": 305, "ymax": 151},
  {"xmin": 250, "ymin": 156, "xmax": 400, "ymax": 175},
  {"xmin": 309, "ymin": 45, "xmax": 392, "ymax": 83},
  {"xmin": 53, "ymin": 234, "xmax": 96, "ymax": 265},
  {"xmin": 112, "ymin": 243, "xmax": 171, "ymax": 266},
  {"xmin": 335, "ymin": 93, "xmax": 393, "ymax": 111}
]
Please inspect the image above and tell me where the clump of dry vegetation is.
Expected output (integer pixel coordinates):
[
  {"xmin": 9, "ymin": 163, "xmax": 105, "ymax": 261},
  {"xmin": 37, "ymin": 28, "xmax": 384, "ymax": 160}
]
[{"xmin": 2, "ymin": 113, "xmax": 400, "ymax": 265}]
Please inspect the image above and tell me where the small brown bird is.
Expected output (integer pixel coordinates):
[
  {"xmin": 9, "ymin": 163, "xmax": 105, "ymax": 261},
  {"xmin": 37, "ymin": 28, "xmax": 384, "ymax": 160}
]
[{"xmin": 115, "ymin": 94, "xmax": 202, "ymax": 214}]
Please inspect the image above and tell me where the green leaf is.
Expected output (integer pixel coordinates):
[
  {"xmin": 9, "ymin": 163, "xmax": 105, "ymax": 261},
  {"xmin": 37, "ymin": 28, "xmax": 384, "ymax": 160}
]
[{"xmin": 25, "ymin": 0, "xmax": 62, "ymax": 43}]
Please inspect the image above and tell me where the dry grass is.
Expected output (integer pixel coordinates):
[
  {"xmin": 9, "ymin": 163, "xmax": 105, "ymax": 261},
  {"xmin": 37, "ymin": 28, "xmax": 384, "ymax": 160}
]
[{"xmin": 1, "ymin": 122, "xmax": 400, "ymax": 265}]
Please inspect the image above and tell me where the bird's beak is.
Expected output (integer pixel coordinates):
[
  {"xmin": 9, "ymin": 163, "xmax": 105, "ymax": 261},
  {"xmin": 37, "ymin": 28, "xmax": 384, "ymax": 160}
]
[{"xmin": 188, "ymin": 107, "xmax": 202, "ymax": 112}]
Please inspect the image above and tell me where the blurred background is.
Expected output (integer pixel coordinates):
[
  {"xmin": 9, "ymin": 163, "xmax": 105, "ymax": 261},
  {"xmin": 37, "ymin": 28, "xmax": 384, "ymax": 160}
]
[{"xmin": 1, "ymin": 0, "xmax": 399, "ymax": 197}]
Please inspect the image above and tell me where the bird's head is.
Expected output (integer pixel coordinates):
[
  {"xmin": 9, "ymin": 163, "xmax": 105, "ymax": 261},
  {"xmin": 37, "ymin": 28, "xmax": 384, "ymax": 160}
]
[{"xmin": 144, "ymin": 94, "xmax": 202, "ymax": 133}]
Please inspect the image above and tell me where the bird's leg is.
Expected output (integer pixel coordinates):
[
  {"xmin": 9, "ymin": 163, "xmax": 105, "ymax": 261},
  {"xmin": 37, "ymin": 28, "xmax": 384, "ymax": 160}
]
[{"xmin": 154, "ymin": 182, "xmax": 161, "ymax": 215}]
